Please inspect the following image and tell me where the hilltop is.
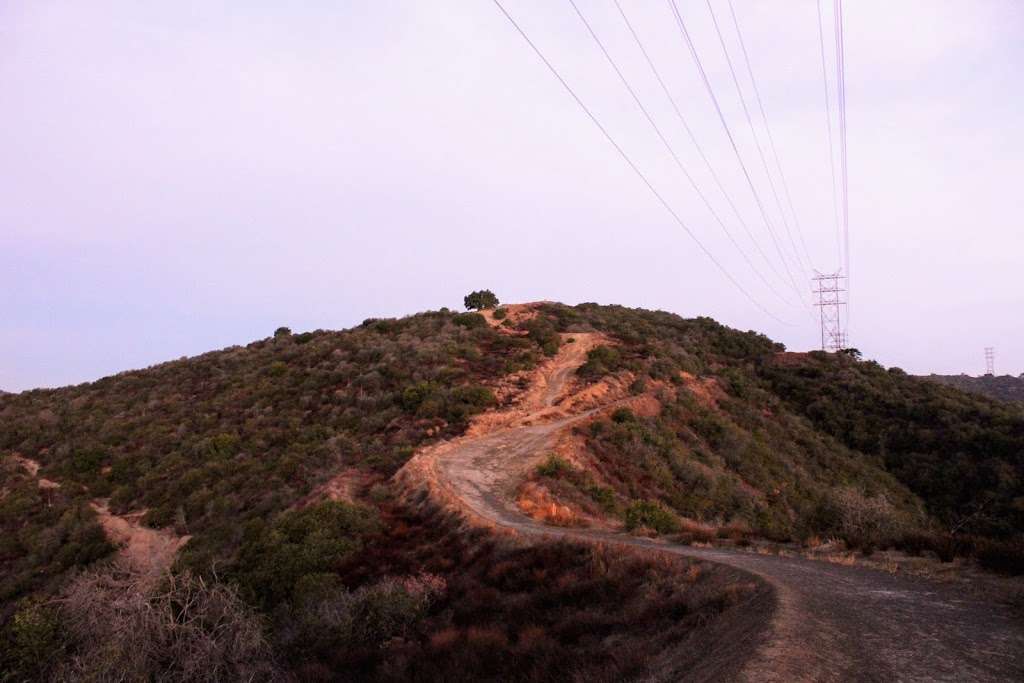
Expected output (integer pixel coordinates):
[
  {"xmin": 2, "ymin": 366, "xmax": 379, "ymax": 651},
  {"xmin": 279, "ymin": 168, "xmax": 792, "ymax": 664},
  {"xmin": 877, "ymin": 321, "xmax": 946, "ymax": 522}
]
[
  {"xmin": 2, "ymin": 301, "xmax": 1022, "ymax": 680},
  {"xmin": 922, "ymin": 373, "xmax": 1024, "ymax": 405}
]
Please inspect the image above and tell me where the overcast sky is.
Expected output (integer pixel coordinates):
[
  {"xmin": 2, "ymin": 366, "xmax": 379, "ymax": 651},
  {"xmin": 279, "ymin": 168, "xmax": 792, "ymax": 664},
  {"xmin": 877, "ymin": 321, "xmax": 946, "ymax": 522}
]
[{"xmin": 2, "ymin": 1, "xmax": 1022, "ymax": 392}]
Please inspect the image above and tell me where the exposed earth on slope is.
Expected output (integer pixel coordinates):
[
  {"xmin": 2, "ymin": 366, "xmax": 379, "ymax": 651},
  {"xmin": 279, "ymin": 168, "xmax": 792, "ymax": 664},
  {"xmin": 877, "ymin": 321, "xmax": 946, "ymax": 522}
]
[
  {"xmin": 9, "ymin": 454, "xmax": 187, "ymax": 575},
  {"xmin": 397, "ymin": 311, "xmax": 1024, "ymax": 682}
]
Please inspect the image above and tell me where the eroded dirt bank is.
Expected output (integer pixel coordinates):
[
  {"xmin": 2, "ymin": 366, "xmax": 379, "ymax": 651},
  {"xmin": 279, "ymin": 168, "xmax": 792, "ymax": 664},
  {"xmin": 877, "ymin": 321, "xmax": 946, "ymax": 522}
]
[{"xmin": 396, "ymin": 317, "xmax": 1024, "ymax": 682}]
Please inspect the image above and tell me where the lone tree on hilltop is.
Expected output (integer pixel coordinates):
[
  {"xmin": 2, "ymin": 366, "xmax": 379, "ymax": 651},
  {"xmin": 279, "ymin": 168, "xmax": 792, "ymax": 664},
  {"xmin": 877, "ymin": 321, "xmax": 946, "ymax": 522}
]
[{"xmin": 464, "ymin": 290, "xmax": 499, "ymax": 311}]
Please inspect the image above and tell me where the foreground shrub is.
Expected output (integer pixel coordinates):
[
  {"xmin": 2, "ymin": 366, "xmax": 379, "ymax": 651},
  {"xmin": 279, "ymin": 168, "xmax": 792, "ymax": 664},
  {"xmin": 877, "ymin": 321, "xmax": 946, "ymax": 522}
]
[
  {"xmin": 234, "ymin": 501, "xmax": 379, "ymax": 608},
  {"xmin": 290, "ymin": 503, "xmax": 756, "ymax": 681},
  {"xmin": 0, "ymin": 601, "xmax": 65, "ymax": 680},
  {"xmin": 283, "ymin": 573, "xmax": 446, "ymax": 657},
  {"xmin": 57, "ymin": 564, "xmax": 277, "ymax": 682},
  {"xmin": 830, "ymin": 488, "xmax": 900, "ymax": 550}
]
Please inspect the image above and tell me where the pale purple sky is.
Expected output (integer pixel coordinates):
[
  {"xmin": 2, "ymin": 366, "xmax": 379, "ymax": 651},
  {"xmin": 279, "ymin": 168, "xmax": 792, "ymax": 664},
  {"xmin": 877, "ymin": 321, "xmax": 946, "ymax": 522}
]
[{"xmin": 2, "ymin": 1, "xmax": 1022, "ymax": 392}]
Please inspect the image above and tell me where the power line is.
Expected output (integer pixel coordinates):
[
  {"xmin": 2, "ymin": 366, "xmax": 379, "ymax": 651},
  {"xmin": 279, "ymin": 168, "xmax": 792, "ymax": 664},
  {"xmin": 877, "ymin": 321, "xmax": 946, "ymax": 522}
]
[
  {"xmin": 816, "ymin": 0, "xmax": 843, "ymax": 270},
  {"xmin": 834, "ymin": 0, "xmax": 850, "ymax": 336},
  {"xmin": 611, "ymin": 0, "xmax": 796, "ymax": 306},
  {"xmin": 490, "ymin": 0, "xmax": 792, "ymax": 325},
  {"xmin": 666, "ymin": 0, "xmax": 808, "ymax": 306},
  {"xmin": 566, "ymin": 0, "xmax": 796, "ymax": 309},
  {"xmin": 705, "ymin": 0, "xmax": 810, "ymax": 279},
  {"xmin": 726, "ymin": 0, "xmax": 816, "ymax": 273}
]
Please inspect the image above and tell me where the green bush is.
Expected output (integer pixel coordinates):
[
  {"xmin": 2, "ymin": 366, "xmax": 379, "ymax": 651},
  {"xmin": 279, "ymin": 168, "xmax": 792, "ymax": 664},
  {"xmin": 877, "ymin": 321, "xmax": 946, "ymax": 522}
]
[
  {"xmin": 234, "ymin": 501, "xmax": 379, "ymax": 608},
  {"xmin": 611, "ymin": 407, "xmax": 635, "ymax": 424},
  {"xmin": 578, "ymin": 346, "xmax": 622, "ymax": 378},
  {"xmin": 1, "ymin": 602, "xmax": 65, "ymax": 679},
  {"xmin": 453, "ymin": 312, "xmax": 487, "ymax": 329},
  {"xmin": 624, "ymin": 500, "xmax": 679, "ymax": 534},
  {"xmin": 464, "ymin": 290, "xmax": 499, "ymax": 310},
  {"xmin": 492, "ymin": 308, "xmax": 508, "ymax": 320},
  {"xmin": 523, "ymin": 318, "xmax": 561, "ymax": 356},
  {"xmin": 536, "ymin": 455, "xmax": 572, "ymax": 478}
]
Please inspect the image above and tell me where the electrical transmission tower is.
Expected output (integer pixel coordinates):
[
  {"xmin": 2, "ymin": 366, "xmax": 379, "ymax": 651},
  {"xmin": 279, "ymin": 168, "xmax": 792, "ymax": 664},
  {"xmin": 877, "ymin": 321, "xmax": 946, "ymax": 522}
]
[
  {"xmin": 985, "ymin": 347, "xmax": 995, "ymax": 375},
  {"xmin": 812, "ymin": 271, "xmax": 847, "ymax": 351}
]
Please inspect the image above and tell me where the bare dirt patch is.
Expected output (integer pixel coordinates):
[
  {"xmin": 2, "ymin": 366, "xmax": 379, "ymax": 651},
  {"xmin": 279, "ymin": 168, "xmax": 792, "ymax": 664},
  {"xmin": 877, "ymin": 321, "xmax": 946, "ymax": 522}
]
[
  {"xmin": 679, "ymin": 371, "xmax": 724, "ymax": 408},
  {"xmin": 300, "ymin": 467, "xmax": 380, "ymax": 507},
  {"xmin": 7, "ymin": 453, "xmax": 61, "ymax": 489},
  {"xmin": 90, "ymin": 500, "xmax": 190, "ymax": 576}
]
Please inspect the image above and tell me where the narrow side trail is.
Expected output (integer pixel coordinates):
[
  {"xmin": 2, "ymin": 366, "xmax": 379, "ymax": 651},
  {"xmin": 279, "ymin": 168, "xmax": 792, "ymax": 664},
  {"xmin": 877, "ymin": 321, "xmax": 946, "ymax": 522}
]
[
  {"xmin": 396, "ymin": 330, "xmax": 1024, "ymax": 682},
  {"xmin": 7, "ymin": 454, "xmax": 188, "ymax": 576}
]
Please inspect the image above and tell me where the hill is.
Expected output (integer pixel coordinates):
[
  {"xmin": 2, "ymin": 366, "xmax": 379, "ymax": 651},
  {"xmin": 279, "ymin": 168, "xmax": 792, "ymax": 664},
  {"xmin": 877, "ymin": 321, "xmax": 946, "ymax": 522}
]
[
  {"xmin": 2, "ymin": 302, "xmax": 1022, "ymax": 680},
  {"xmin": 922, "ymin": 373, "xmax": 1024, "ymax": 404}
]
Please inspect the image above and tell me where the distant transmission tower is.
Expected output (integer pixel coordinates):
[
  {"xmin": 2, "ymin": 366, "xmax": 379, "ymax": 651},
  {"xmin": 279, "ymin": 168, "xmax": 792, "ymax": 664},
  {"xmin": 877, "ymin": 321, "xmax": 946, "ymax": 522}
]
[
  {"xmin": 984, "ymin": 347, "xmax": 995, "ymax": 375},
  {"xmin": 812, "ymin": 271, "xmax": 847, "ymax": 351}
]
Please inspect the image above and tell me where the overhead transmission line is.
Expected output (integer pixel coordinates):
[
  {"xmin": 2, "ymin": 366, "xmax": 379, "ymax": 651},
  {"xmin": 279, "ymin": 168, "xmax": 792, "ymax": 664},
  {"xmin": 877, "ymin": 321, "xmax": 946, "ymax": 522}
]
[
  {"xmin": 610, "ymin": 0, "xmax": 797, "ymax": 307},
  {"xmin": 816, "ymin": 0, "xmax": 843, "ymax": 270},
  {"xmin": 490, "ymin": 0, "xmax": 793, "ymax": 325},
  {"xmin": 704, "ymin": 0, "xmax": 811, "ymax": 280},
  {"xmin": 666, "ymin": 0, "xmax": 808, "ymax": 307},
  {"xmin": 834, "ymin": 0, "xmax": 850, "ymax": 333},
  {"xmin": 726, "ymin": 0, "xmax": 816, "ymax": 273},
  {"xmin": 566, "ymin": 0, "xmax": 795, "ymax": 309}
]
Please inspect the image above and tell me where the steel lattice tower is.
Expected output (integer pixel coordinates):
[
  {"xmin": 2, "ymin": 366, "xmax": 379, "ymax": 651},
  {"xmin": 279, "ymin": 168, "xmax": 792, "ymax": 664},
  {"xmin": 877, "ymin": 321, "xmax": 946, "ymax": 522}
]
[
  {"xmin": 812, "ymin": 271, "xmax": 847, "ymax": 351},
  {"xmin": 985, "ymin": 347, "xmax": 995, "ymax": 375}
]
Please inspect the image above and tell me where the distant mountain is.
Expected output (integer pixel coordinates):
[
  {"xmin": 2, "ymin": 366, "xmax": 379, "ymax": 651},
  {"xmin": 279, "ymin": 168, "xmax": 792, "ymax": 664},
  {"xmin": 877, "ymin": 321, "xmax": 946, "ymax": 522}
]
[{"xmin": 922, "ymin": 373, "xmax": 1024, "ymax": 404}]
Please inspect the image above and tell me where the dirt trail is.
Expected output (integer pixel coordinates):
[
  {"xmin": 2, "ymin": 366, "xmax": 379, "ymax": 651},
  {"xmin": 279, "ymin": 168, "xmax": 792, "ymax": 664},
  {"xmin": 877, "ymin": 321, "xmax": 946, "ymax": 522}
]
[
  {"xmin": 396, "ymin": 329, "xmax": 1024, "ymax": 682},
  {"xmin": 6, "ymin": 453, "xmax": 186, "ymax": 575},
  {"xmin": 89, "ymin": 501, "xmax": 190, "ymax": 576}
]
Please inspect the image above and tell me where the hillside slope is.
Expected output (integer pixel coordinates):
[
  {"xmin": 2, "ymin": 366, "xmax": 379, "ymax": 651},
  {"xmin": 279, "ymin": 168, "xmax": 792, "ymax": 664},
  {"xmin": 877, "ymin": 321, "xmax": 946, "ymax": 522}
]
[
  {"xmin": 399, "ymin": 310, "xmax": 1023, "ymax": 681},
  {"xmin": 2, "ymin": 301, "xmax": 1022, "ymax": 679},
  {"xmin": 922, "ymin": 373, "xmax": 1024, "ymax": 404}
]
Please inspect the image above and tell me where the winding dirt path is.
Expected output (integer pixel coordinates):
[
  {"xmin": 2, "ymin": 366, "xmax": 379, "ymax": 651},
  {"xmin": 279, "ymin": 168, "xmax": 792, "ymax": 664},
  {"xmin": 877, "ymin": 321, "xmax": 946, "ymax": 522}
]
[{"xmin": 397, "ymin": 332, "xmax": 1024, "ymax": 682}]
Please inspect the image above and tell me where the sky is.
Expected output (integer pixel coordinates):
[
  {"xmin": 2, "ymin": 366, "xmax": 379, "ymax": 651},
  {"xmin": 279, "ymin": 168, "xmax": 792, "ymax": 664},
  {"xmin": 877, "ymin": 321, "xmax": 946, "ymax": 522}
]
[{"xmin": 2, "ymin": 0, "xmax": 1022, "ymax": 392}]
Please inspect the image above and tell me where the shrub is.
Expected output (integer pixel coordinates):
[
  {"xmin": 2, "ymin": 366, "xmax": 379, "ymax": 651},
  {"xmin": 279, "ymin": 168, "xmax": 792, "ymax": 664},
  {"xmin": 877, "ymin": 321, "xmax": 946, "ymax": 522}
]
[
  {"xmin": 274, "ymin": 326, "xmax": 291, "ymax": 337},
  {"xmin": 536, "ymin": 455, "xmax": 572, "ymax": 478},
  {"xmin": 464, "ymin": 290, "xmax": 499, "ymax": 311},
  {"xmin": 523, "ymin": 318, "xmax": 561, "ymax": 356},
  {"xmin": 624, "ymin": 500, "xmax": 679, "ymax": 534},
  {"xmin": 831, "ymin": 488, "xmax": 900, "ymax": 550},
  {"xmin": 586, "ymin": 485, "xmax": 617, "ymax": 513},
  {"xmin": 611, "ymin": 407, "xmax": 635, "ymax": 424},
  {"xmin": 493, "ymin": 308, "xmax": 508, "ymax": 320},
  {"xmin": 234, "ymin": 501, "xmax": 379, "ymax": 608},
  {"xmin": 578, "ymin": 346, "xmax": 622, "ymax": 378},
  {"xmin": 1, "ymin": 602, "xmax": 65, "ymax": 679},
  {"xmin": 58, "ymin": 565, "xmax": 277, "ymax": 682},
  {"xmin": 453, "ymin": 312, "xmax": 487, "ymax": 329}
]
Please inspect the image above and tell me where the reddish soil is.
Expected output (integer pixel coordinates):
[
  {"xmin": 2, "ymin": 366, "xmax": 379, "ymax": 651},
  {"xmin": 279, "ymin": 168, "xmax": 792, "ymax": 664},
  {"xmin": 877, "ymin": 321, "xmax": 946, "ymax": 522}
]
[{"xmin": 89, "ymin": 501, "xmax": 190, "ymax": 576}]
